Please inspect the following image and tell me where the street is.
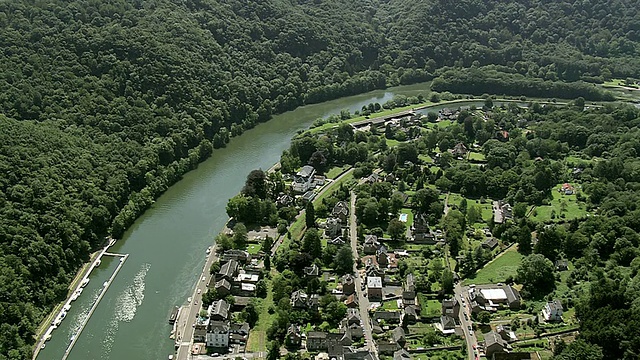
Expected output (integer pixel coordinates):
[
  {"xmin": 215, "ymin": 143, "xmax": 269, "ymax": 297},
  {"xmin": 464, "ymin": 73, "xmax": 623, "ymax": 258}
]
[
  {"xmin": 350, "ymin": 191, "xmax": 378, "ymax": 358},
  {"xmin": 454, "ymin": 284, "xmax": 478, "ymax": 360},
  {"xmin": 175, "ymin": 248, "xmax": 219, "ymax": 360}
]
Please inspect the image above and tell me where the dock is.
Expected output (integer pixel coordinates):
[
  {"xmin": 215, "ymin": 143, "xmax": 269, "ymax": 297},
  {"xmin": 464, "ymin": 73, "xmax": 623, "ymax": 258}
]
[
  {"xmin": 32, "ymin": 237, "xmax": 129, "ymax": 360},
  {"xmin": 61, "ymin": 253, "xmax": 129, "ymax": 360}
]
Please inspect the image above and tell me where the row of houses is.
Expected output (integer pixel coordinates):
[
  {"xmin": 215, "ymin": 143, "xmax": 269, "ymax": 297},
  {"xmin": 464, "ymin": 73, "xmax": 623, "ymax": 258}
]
[{"xmin": 193, "ymin": 299, "xmax": 250, "ymax": 349}]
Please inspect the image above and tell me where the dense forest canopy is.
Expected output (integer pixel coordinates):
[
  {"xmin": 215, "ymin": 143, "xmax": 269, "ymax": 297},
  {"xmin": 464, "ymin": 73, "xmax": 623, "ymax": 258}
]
[{"xmin": 1, "ymin": 0, "xmax": 639, "ymax": 358}]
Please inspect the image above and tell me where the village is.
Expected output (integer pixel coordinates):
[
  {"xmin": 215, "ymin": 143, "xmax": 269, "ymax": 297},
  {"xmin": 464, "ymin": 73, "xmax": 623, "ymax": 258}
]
[{"xmin": 183, "ymin": 98, "xmax": 589, "ymax": 360}]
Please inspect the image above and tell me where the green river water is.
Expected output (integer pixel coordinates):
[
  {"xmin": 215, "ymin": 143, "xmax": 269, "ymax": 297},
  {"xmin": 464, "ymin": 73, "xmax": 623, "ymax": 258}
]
[{"xmin": 40, "ymin": 82, "xmax": 486, "ymax": 360}]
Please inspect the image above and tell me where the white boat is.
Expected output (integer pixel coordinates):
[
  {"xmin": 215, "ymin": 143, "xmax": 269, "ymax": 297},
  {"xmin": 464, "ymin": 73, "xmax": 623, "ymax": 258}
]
[
  {"xmin": 70, "ymin": 292, "xmax": 79, "ymax": 302},
  {"xmin": 103, "ymin": 281, "xmax": 109, "ymax": 287},
  {"xmin": 206, "ymin": 246, "xmax": 212, "ymax": 254},
  {"xmin": 63, "ymin": 304, "xmax": 71, "ymax": 312},
  {"xmin": 96, "ymin": 259, "xmax": 102, "ymax": 266},
  {"xmin": 80, "ymin": 278, "xmax": 90, "ymax": 287}
]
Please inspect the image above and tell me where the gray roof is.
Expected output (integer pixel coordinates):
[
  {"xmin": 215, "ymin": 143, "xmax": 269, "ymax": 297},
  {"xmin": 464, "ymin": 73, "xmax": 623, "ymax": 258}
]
[
  {"xmin": 211, "ymin": 299, "xmax": 229, "ymax": 319},
  {"xmin": 548, "ymin": 300, "xmax": 563, "ymax": 312},
  {"xmin": 307, "ymin": 331, "xmax": 326, "ymax": 339},
  {"xmin": 208, "ymin": 320, "xmax": 229, "ymax": 333},
  {"xmin": 297, "ymin": 165, "xmax": 315, "ymax": 178},
  {"xmin": 332, "ymin": 201, "xmax": 349, "ymax": 216},
  {"xmin": 485, "ymin": 330, "xmax": 508, "ymax": 348},
  {"xmin": 440, "ymin": 315, "xmax": 456, "ymax": 329},
  {"xmin": 504, "ymin": 285, "xmax": 521, "ymax": 304},
  {"xmin": 215, "ymin": 278, "xmax": 231, "ymax": 290},
  {"xmin": 393, "ymin": 349, "xmax": 412, "ymax": 360},
  {"xmin": 392, "ymin": 326, "xmax": 405, "ymax": 343},
  {"xmin": 218, "ymin": 259, "xmax": 238, "ymax": 278},
  {"xmin": 367, "ymin": 276, "xmax": 382, "ymax": 289}
]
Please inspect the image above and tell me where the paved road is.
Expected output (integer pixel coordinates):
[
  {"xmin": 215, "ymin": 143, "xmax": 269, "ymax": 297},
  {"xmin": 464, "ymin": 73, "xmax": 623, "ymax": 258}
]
[
  {"xmin": 349, "ymin": 191, "xmax": 378, "ymax": 358},
  {"xmin": 454, "ymin": 284, "xmax": 477, "ymax": 360},
  {"xmin": 175, "ymin": 248, "xmax": 219, "ymax": 360},
  {"xmin": 192, "ymin": 351, "xmax": 266, "ymax": 360}
]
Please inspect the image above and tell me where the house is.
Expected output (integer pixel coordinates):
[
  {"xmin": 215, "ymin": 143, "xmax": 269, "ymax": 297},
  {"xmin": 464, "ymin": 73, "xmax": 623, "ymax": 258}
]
[
  {"xmin": 402, "ymin": 274, "xmax": 416, "ymax": 301},
  {"xmin": 301, "ymin": 191, "xmax": 316, "ymax": 203},
  {"xmin": 377, "ymin": 247, "xmax": 389, "ymax": 267},
  {"xmin": 332, "ymin": 201, "xmax": 349, "ymax": 223},
  {"xmin": 209, "ymin": 299, "xmax": 230, "ymax": 321},
  {"xmin": 442, "ymin": 298, "xmax": 460, "ymax": 319},
  {"xmin": 287, "ymin": 324, "xmax": 302, "ymax": 347},
  {"xmin": 440, "ymin": 315, "xmax": 456, "ymax": 332},
  {"xmin": 451, "ymin": 142, "xmax": 468, "ymax": 157},
  {"xmin": 344, "ymin": 350, "xmax": 376, "ymax": 360},
  {"xmin": 373, "ymin": 311, "xmax": 402, "ymax": 324},
  {"xmin": 325, "ymin": 218, "xmax": 342, "ymax": 237},
  {"xmin": 216, "ymin": 259, "xmax": 238, "ymax": 282},
  {"xmin": 342, "ymin": 274, "xmax": 356, "ymax": 295},
  {"xmin": 482, "ymin": 237, "xmax": 499, "ymax": 250},
  {"xmin": 496, "ymin": 325, "xmax": 517, "ymax": 342},
  {"xmin": 314, "ymin": 175, "xmax": 326, "ymax": 187},
  {"xmin": 344, "ymin": 308, "xmax": 361, "ymax": 325},
  {"xmin": 221, "ymin": 250, "xmax": 251, "ymax": 264},
  {"xmin": 214, "ymin": 279, "xmax": 231, "ymax": 296},
  {"xmin": 555, "ymin": 259, "xmax": 569, "ymax": 271},
  {"xmin": 411, "ymin": 213, "xmax": 437, "ymax": 244},
  {"xmin": 492, "ymin": 200, "xmax": 513, "ymax": 224},
  {"xmin": 235, "ymin": 272, "xmax": 259, "ymax": 284},
  {"xmin": 232, "ymin": 282, "xmax": 256, "ymax": 297},
  {"xmin": 367, "ymin": 276, "xmax": 383, "ymax": 301},
  {"xmin": 206, "ymin": 321, "xmax": 230, "ymax": 348},
  {"xmin": 363, "ymin": 235, "xmax": 380, "ymax": 255},
  {"xmin": 329, "ymin": 236, "xmax": 346, "ymax": 246},
  {"xmin": 366, "ymin": 173, "xmax": 380, "ymax": 183},
  {"xmin": 402, "ymin": 305, "xmax": 419, "ymax": 324},
  {"xmin": 484, "ymin": 330, "xmax": 510, "ymax": 357},
  {"xmin": 542, "ymin": 300, "xmax": 564, "ymax": 322},
  {"xmin": 377, "ymin": 340, "xmax": 400, "ymax": 355},
  {"xmin": 561, "ymin": 183, "xmax": 574, "ymax": 195},
  {"xmin": 230, "ymin": 322, "xmax": 250, "ymax": 336},
  {"xmin": 293, "ymin": 165, "xmax": 316, "ymax": 193},
  {"xmin": 305, "ymin": 331, "xmax": 352, "ymax": 352},
  {"xmin": 344, "ymin": 321, "xmax": 364, "ymax": 339},
  {"xmin": 393, "ymin": 349, "xmax": 412, "ymax": 360},
  {"xmin": 469, "ymin": 285, "xmax": 521, "ymax": 311},
  {"xmin": 304, "ymin": 263, "xmax": 320, "ymax": 278},
  {"xmin": 306, "ymin": 332, "xmax": 327, "ymax": 351},
  {"xmin": 344, "ymin": 294, "xmax": 359, "ymax": 308},
  {"xmin": 392, "ymin": 326, "xmax": 406, "ymax": 347},
  {"xmin": 276, "ymin": 193, "xmax": 294, "ymax": 208},
  {"xmin": 291, "ymin": 290, "xmax": 310, "ymax": 309},
  {"xmin": 365, "ymin": 262, "xmax": 384, "ymax": 278}
]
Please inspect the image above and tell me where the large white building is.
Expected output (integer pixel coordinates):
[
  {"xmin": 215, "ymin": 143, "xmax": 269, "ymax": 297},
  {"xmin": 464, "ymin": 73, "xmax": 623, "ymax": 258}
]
[
  {"xmin": 542, "ymin": 300, "xmax": 563, "ymax": 322},
  {"xmin": 206, "ymin": 321, "xmax": 230, "ymax": 348},
  {"xmin": 292, "ymin": 165, "xmax": 316, "ymax": 193}
]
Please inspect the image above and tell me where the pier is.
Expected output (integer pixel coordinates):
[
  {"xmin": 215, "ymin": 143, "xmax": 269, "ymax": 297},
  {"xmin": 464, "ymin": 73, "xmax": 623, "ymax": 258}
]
[
  {"xmin": 61, "ymin": 253, "xmax": 128, "ymax": 360},
  {"xmin": 33, "ymin": 237, "xmax": 129, "ymax": 360}
]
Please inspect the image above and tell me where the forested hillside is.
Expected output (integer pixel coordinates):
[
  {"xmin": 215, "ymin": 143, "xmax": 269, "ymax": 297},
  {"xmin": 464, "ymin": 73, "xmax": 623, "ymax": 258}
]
[{"xmin": 0, "ymin": 0, "xmax": 639, "ymax": 358}]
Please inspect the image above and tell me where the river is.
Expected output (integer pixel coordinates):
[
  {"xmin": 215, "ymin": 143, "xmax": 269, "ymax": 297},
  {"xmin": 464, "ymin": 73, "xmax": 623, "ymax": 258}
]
[{"xmin": 39, "ymin": 82, "xmax": 490, "ymax": 360}]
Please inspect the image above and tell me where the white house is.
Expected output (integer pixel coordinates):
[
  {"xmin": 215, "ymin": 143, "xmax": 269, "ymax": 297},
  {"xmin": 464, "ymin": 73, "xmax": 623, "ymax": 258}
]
[
  {"xmin": 206, "ymin": 321, "xmax": 230, "ymax": 348},
  {"xmin": 542, "ymin": 300, "xmax": 563, "ymax": 322},
  {"xmin": 292, "ymin": 165, "xmax": 316, "ymax": 193}
]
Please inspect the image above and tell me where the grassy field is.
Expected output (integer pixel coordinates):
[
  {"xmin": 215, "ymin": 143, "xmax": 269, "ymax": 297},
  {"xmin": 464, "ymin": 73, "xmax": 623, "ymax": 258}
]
[
  {"xmin": 418, "ymin": 154, "xmax": 434, "ymax": 163},
  {"xmin": 325, "ymin": 165, "xmax": 351, "ymax": 179},
  {"xmin": 313, "ymin": 171, "xmax": 354, "ymax": 206},
  {"xmin": 419, "ymin": 294, "xmax": 441, "ymax": 318},
  {"xmin": 400, "ymin": 208, "xmax": 414, "ymax": 229},
  {"xmin": 463, "ymin": 246, "xmax": 523, "ymax": 285},
  {"xmin": 246, "ymin": 277, "xmax": 274, "ymax": 352},
  {"xmin": 247, "ymin": 244, "xmax": 262, "ymax": 255},
  {"xmin": 468, "ymin": 151, "xmax": 486, "ymax": 161},
  {"xmin": 531, "ymin": 185, "xmax": 589, "ymax": 222},
  {"xmin": 386, "ymin": 139, "xmax": 402, "ymax": 147}
]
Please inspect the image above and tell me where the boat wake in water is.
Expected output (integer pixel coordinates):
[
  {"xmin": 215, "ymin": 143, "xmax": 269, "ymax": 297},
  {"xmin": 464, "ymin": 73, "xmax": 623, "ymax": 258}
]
[{"xmin": 101, "ymin": 263, "xmax": 150, "ymax": 358}]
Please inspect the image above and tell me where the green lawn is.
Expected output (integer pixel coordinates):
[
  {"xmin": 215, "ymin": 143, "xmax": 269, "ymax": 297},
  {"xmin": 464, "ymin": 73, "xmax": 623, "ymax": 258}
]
[
  {"xmin": 400, "ymin": 208, "xmax": 414, "ymax": 229},
  {"xmin": 531, "ymin": 185, "xmax": 589, "ymax": 222},
  {"xmin": 418, "ymin": 154, "xmax": 434, "ymax": 163},
  {"xmin": 419, "ymin": 294, "xmax": 441, "ymax": 318},
  {"xmin": 467, "ymin": 151, "xmax": 485, "ymax": 161},
  {"xmin": 463, "ymin": 246, "xmax": 523, "ymax": 285},
  {"xmin": 247, "ymin": 244, "xmax": 262, "ymax": 255},
  {"xmin": 386, "ymin": 139, "xmax": 402, "ymax": 147},
  {"xmin": 381, "ymin": 300, "xmax": 400, "ymax": 310},
  {"xmin": 246, "ymin": 277, "xmax": 274, "ymax": 352},
  {"xmin": 313, "ymin": 171, "xmax": 354, "ymax": 206},
  {"xmin": 325, "ymin": 165, "xmax": 351, "ymax": 179}
]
